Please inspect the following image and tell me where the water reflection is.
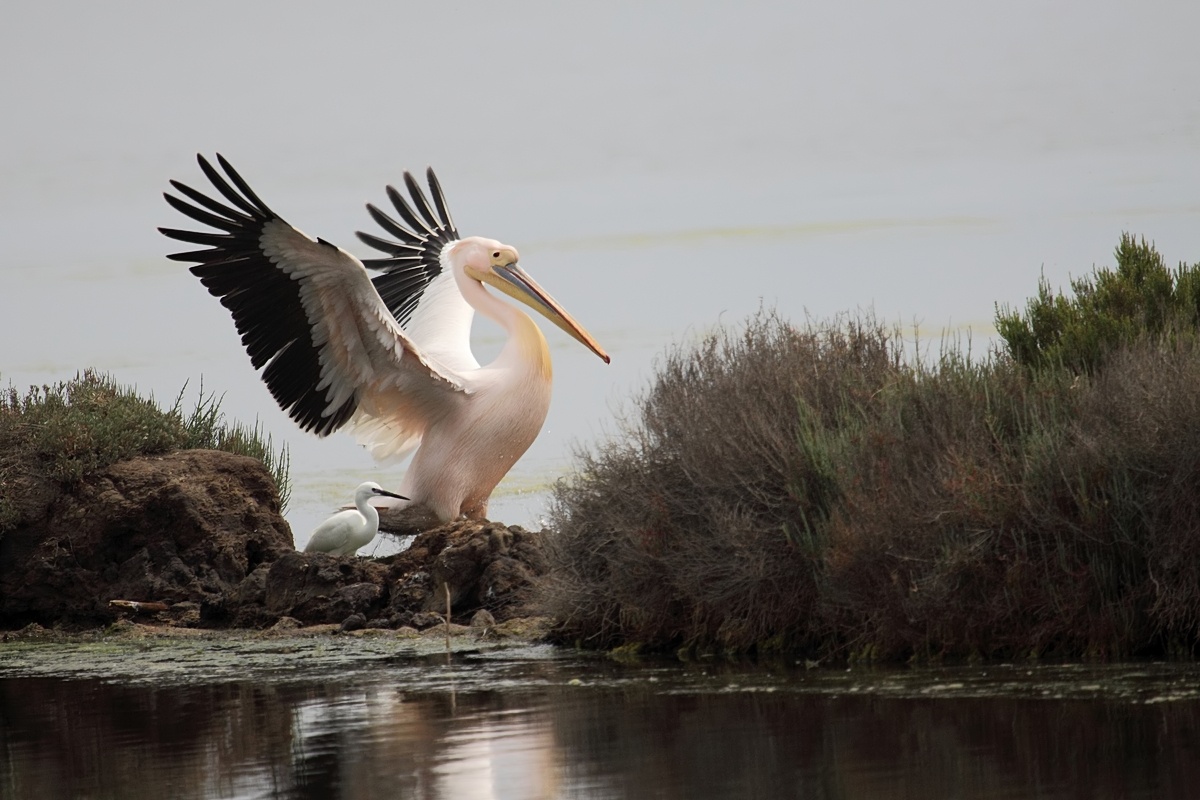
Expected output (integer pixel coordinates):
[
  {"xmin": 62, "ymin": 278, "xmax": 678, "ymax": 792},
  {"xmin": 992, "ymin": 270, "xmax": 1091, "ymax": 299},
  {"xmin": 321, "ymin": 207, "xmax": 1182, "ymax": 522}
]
[
  {"xmin": 2, "ymin": 655, "xmax": 1197, "ymax": 799},
  {"xmin": 287, "ymin": 691, "xmax": 560, "ymax": 800},
  {"xmin": 550, "ymin": 688, "xmax": 1199, "ymax": 799}
]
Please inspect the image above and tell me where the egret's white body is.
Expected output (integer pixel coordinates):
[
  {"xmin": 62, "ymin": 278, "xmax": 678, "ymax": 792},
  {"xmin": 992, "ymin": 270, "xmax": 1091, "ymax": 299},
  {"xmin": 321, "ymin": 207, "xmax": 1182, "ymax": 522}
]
[
  {"xmin": 304, "ymin": 482, "xmax": 407, "ymax": 556},
  {"xmin": 161, "ymin": 155, "xmax": 609, "ymax": 523}
]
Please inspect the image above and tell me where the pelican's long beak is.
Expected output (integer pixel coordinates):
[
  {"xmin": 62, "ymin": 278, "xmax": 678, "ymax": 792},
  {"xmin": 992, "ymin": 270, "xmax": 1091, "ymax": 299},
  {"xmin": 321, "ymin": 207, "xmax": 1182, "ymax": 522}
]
[{"xmin": 484, "ymin": 264, "xmax": 611, "ymax": 363}]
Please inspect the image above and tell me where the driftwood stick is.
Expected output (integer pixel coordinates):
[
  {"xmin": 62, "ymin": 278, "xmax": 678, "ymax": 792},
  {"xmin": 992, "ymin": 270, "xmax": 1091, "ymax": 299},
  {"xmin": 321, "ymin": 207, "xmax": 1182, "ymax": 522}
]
[
  {"xmin": 108, "ymin": 600, "xmax": 169, "ymax": 613},
  {"xmin": 444, "ymin": 582, "xmax": 452, "ymax": 653}
]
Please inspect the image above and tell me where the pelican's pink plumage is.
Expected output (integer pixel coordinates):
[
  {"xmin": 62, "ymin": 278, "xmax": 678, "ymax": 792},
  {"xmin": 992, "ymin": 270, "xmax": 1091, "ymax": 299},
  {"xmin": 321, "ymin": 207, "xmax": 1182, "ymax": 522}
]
[{"xmin": 160, "ymin": 155, "xmax": 608, "ymax": 522}]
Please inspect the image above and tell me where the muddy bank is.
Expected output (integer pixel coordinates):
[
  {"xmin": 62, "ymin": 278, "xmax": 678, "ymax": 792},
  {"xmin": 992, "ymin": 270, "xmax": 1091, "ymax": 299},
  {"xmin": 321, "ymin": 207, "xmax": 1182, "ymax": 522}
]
[
  {"xmin": 0, "ymin": 450, "xmax": 549, "ymax": 632},
  {"xmin": 0, "ymin": 617, "xmax": 560, "ymax": 696}
]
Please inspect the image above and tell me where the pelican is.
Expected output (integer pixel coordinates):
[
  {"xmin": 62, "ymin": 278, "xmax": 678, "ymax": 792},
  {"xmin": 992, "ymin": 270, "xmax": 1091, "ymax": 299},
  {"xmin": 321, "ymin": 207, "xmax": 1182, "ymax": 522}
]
[
  {"xmin": 304, "ymin": 482, "xmax": 408, "ymax": 556},
  {"xmin": 161, "ymin": 154, "xmax": 609, "ymax": 522}
]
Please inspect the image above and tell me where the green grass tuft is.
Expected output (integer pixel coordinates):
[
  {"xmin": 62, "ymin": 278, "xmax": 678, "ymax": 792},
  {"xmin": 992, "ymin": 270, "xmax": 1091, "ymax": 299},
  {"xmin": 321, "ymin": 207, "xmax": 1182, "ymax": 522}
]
[
  {"xmin": 0, "ymin": 370, "xmax": 290, "ymax": 531},
  {"xmin": 168, "ymin": 381, "xmax": 292, "ymax": 511}
]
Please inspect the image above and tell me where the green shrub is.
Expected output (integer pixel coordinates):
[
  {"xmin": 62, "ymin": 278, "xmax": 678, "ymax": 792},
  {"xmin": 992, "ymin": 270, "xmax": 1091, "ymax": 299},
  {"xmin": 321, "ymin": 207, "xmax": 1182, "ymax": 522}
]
[
  {"xmin": 0, "ymin": 371, "xmax": 290, "ymax": 530},
  {"xmin": 996, "ymin": 233, "xmax": 1200, "ymax": 373}
]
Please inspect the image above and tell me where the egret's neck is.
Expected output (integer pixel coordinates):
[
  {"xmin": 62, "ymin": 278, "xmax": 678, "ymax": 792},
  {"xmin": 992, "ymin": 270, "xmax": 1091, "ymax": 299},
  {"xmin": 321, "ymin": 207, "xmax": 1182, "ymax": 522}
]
[
  {"xmin": 357, "ymin": 498, "xmax": 381, "ymax": 527},
  {"xmin": 461, "ymin": 279, "xmax": 552, "ymax": 381}
]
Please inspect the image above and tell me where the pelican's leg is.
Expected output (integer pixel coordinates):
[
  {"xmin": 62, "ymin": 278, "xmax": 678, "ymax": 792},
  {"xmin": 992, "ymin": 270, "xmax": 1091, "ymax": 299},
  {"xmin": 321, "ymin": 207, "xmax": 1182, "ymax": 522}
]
[{"xmin": 461, "ymin": 499, "xmax": 489, "ymax": 520}]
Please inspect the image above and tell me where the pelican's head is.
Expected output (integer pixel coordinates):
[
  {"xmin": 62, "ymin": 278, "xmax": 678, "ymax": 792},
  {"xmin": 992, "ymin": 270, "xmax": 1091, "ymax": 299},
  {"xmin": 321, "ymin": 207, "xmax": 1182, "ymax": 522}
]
[{"xmin": 454, "ymin": 236, "xmax": 610, "ymax": 363}]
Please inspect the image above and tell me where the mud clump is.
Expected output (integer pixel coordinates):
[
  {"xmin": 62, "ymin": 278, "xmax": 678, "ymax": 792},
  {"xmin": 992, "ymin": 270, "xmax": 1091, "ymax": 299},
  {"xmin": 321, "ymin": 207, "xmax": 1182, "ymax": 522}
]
[
  {"xmin": 0, "ymin": 450, "xmax": 292, "ymax": 628},
  {"xmin": 0, "ymin": 450, "xmax": 547, "ymax": 631},
  {"xmin": 218, "ymin": 521, "xmax": 546, "ymax": 629}
]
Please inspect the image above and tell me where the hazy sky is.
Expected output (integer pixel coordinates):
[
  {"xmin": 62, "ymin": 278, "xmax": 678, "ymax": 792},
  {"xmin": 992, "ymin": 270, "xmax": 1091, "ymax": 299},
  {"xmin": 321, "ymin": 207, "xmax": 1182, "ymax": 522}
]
[{"xmin": 3, "ymin": 1, "xmax": 1197, "ymax": 211}]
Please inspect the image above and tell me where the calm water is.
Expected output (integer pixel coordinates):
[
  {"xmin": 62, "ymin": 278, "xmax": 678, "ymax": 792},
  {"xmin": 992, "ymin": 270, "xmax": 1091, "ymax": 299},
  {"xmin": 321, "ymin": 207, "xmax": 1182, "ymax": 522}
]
[{"xmin": 2, "ymin": 640, "xmax": 1199, "ymax": 799}]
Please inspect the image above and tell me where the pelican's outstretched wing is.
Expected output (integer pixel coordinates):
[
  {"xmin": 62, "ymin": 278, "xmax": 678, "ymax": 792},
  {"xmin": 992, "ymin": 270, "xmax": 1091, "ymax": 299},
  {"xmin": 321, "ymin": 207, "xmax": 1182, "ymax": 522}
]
[
  {"xmin": 357, "ymin": 170, "xmax": 479, "ymax": 373},
  {"xmin": 160, "ymin": 154, "xmax": 466, "ymax": 451},
  {"xmin": 357, "ymin": 168, "xmax": 458, "ymax": 325}
]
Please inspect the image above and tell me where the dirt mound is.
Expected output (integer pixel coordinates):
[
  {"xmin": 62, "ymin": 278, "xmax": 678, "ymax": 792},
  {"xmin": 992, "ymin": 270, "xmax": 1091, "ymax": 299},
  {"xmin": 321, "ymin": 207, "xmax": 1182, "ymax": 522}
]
[
  {"xmin": 0, "ymin": 450, "xmax": 293, "ymax": 627},
  {"xmin": 0, "ymin": 450, "xmax": 547, "ymax": 631},
  {"xmin": 213, "ymin": 519, "xmax": 544, "ymax": 629}
]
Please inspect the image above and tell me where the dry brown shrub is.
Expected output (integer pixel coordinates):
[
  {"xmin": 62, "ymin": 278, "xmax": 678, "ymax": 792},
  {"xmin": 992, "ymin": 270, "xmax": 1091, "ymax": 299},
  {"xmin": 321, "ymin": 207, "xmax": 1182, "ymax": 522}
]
[
  {"xmin": 540, "ymin": 311, "xmax": 902, "ymax": 651},
  {"xmin": 540, "ymin": 310, "xmax": 1200, "ymax": 660}
]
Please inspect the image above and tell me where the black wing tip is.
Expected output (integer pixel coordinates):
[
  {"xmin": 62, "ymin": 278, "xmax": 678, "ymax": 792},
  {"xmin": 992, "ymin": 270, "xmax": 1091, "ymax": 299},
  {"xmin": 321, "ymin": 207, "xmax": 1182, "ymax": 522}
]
[
  {"xmin": 402, "ymin": 171, "xmax": 426, "ymax": 197},
  {"xmin": 199, "ymin": 151, "xmax": 230, "ymax": 168},
  {"xmin": 161, "ymin": 191, "xmax": 197, "ymax": 215},
  {"xmin": 160, "ymin": 155, "xmax": 279, "ymax": 263},
  {"xmin": 424, "ymin": 166, "xmax": 457, "ymax": 238},
  {"xmin": 158, "ymin": 225, "xmax": 204, "ymax": 241},
  {"xmin": 355, "ymin": 228, "xmax": 396, "ymax": 252},
  {"xmin": 424, "ymin": 167, "xmax": 445, "ymax": 199}
]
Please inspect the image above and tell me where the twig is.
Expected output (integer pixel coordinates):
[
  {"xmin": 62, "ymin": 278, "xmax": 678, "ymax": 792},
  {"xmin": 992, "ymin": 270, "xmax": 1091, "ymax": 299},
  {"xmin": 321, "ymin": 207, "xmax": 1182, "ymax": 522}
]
[
  {"xmin": 108, "ymin": 600, "xmax": 169, "ymax": 613},
  {"xmin": 444, "ymin": 582, "xmax": 452, "ymax": 654}
]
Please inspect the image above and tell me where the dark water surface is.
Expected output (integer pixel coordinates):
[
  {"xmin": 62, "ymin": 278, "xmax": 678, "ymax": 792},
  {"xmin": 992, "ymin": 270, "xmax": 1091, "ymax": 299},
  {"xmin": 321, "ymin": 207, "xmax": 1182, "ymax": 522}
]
[{"xmin": 2, "ymin": 639, "xmax": 1198, "ymax": 799}]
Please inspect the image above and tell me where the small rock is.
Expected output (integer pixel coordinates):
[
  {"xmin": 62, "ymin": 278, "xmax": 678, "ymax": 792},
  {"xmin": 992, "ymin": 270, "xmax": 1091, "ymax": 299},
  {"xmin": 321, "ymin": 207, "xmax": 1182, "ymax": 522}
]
[
  {"xmin": 168, "ymin": 602, "xmax": 201, "ymax": 626},
  {"xmin": 394, "ymin": 626, "xmax": 420, "ymax": 637},
  {"xmin": 263, "ymin": 555, "xmax": 387, "ymax": 624},
  {"xmin": 14, "ymin": 623, "xmax": 48, "ymax": 639},
  {"xmin": 270, "ymin": 616, "xmax": 302, "ymax": 631},
  {"xmin": 364, "ymin": 617, "xmax": 392, "ymax": 629},
  {"xmin": 347, "ymin": 627, "xmax": 391, "ymax": 637},
  {"xmin": 492, "ymin": 616, "xmax": 553, "ymax": 640},
  {"xmin": 340, "ymin": 613, "xmax": 367, "ymax": 633},
  {"xmin": 409, "ymin": 611, "xmax": 444, "ymax": 629},
  {"xmin": 335, "ymin": 582, "xmax": 383, "ymax": 611},
  {"xmin": 480, "ymin": 557, "xmax": 534, "ymax": 603},
  {"xmin": 470, "ymin": 609, "xmax": 495, "ymax": 630},
  {"xmin": 389, "ymin": 570, "xmax": 432, "ymax": 610},
  {"xmin": 487, "ymin": 527, "xmax": 513, "ymax": 554},
  {"xmin": 421, "ymin": 622, "xmax": 471, "ymax": 637},
  {"xmin": 104, "ymin": 619, "xmax": 138, "ymax": 635}
]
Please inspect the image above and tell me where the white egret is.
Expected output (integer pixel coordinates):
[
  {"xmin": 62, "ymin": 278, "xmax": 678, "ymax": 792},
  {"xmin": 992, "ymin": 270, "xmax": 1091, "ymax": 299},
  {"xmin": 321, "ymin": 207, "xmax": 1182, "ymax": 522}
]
[
  {"xmin": 304, "ymin": 482, "xmax": 408, "ymax": 556},
  {"xmin": 161, "ymin": 155, "xmax": 609, "ymax": 523}
]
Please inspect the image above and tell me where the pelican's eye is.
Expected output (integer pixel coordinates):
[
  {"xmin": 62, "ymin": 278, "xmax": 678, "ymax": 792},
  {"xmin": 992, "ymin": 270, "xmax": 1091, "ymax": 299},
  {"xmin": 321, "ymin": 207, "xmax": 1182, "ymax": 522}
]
[{"xmin": 489, "ymin": 248, "xmax": 516, "ymax": 267}]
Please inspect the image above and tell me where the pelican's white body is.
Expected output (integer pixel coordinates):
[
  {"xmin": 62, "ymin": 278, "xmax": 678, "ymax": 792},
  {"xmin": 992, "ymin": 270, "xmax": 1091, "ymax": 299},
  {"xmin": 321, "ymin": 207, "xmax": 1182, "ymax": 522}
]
[
  {"xmin": 394, "ymin": 310, "xmax": 553, "ymax": 520},
  {"xmin": 332, "ymin": 238, "xmax": 568, "ymax": 521}
]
